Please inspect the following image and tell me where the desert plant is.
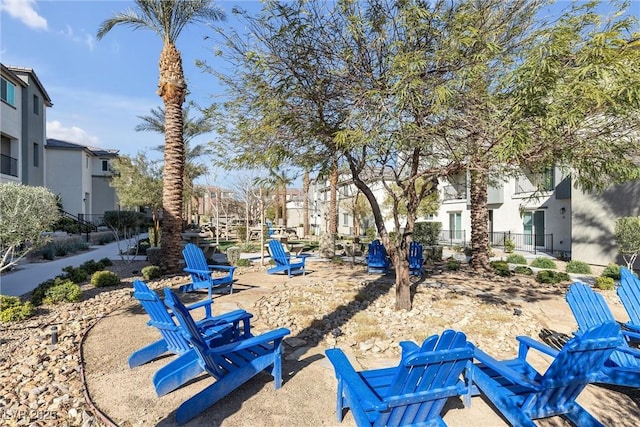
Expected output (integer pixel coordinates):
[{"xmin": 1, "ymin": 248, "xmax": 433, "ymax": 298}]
[
  {"xmin": 490, "ymin": 260, "xmax": 512, "ymax": 277},
  {"xmin": 595, "ymin": 276, "xmax": 615, "ymax": 290},
  {"xmin": 146, "ymin": 247, "xmax": 163, "ymax": 267},
  {"xmin": 514, "ymin": 266, "xmax": 533, "ymax": 275},
  {"xmin": 43, "ymin": 280, "xmax": 81, "ymax": 304},
  {"xmin": 504, "ymin": 237, "xmax": 515, "ymax": 253},
  {"xmin": 331, "ymin": 256, "xmax": 344, "ymax": 265},
  {"xmin": 531, "ymin": 257, "xmax": 557, "ymax": 269},
  {"xmin": 446, "ymin": 258, "xmax": 460, "ymax": 271},
  {"xmin": 226, "ymin": 246, "xmax": 241, "ymax": 265},
  {"xmin": 614, "ymin": 216, "xmax": 640, "ymax": 269},
  {"xmin": 141, "ymin": 265, "xmax": 162, "ymax": 280},
  {"xmin": 565, "ymin": 260, "xmax": 592, "ymax": 274},
  {"xmin": 235, "ymin": 258, "xmax": 252, "ymax": 267},
  {"xmin": 0, "ymin": 296, "xmax": 35, "ymax": 322},
  {"xmin": 62, "ymin": 266, "xmax": 88, "ymax": 284},
  {"xmin": 91, "ymin": 271, "xmax": 120, "ymax": 287},
  {"xmin": 601, "ymin": 263, "xmax": 621, "ymax": 280},
  {"xmin": 98, "ymin": 257, "xmax": 113, "ymax": 267},
  {"xmin": 506, "ymin": 254, "xmax": 527, "ymax": 265},
  {"xmin": 536, "ymin": 270, "xmax": 570, "ymax": 284}
]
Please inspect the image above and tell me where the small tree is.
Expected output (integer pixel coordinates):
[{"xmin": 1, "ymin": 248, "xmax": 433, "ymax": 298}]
[
  {"xmin": 103, "ymin": 210, "xmax": 147, "ymax": 263},
  {"xmin": 615, "ymin": 217, "xmax": 640, "ymax": 269},
  {"xmin": 0, "ymin": 183, "xmax": 60, "ymax": 272}
]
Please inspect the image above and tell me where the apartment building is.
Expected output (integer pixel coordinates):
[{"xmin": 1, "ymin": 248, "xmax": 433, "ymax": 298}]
[{"xmin": 1, "ymin": 64, "xmax": 52, "ymax": 186}]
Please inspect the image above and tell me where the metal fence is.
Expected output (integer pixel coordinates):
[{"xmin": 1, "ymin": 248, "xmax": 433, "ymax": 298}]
[
  {"xmin": 1, "ymin": 154, "xmax": 18, "ymax": 177},
  {"xmin": 438, "ymin": 230, "xmax": 554, "ymax": 254}
]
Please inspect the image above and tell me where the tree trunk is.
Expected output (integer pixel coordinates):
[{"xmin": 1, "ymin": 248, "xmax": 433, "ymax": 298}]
[
  {"xmin": 329, "ymin": 156, "xmax": 338, "ymax": 235},
  {"xmin": 158, "ymin": 42, "xmax": 186, "ymax": 273},
  {"xmin": 470, "ymin": 169, "xmax": 491, "ymax": 271},
  {"xmin": 274, "ymin": 187, "xmax": 280, "ymax": 226},
  {"xmin": 303, "ymin": 171, "xmax": 310, "ymax": 237},
  {"xmin": 393, "ymin": 246, "xmax": 412, "ymax": 311}
]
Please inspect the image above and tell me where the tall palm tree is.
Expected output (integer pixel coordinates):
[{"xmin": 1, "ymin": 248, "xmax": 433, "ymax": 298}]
[{"xmin": 97, "ymin": 0, "xmax": 224, "ymax": 272}]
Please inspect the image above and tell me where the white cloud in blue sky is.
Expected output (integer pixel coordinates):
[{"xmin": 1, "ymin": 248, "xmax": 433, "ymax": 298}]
[
  {"xmin": 47, "ymin": 120, "xmax": 101, "ymax": 147},
  {"xmin": 0, "ymin": 0, "xmax": 47, "ymax": 30}
]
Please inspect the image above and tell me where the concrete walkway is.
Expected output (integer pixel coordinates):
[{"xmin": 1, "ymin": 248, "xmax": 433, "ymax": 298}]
[{"xmin": 0, "ymin": 237, "xmax": 145, "ymax": 297}]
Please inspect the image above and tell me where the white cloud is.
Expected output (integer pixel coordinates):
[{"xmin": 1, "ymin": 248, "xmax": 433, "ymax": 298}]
[
  {"xmin": 47, "ymin": 120, "xmax": 101, "ymax": 147},
  {"xmin": 84, "ymin": 34, "xmax": 95, "ymax": 51},
  {"xmin": 0, "ymin": 0, "xmax": 47, "ymax": 30},
  {"xmin": 58, "ymin": 24, "xmax": 95, "ymax": 51}
]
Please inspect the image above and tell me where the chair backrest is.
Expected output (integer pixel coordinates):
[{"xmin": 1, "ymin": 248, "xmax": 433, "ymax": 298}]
[
  {"xmin": 566, "ymin": 282, "xmax": 615, "ymax": 335},
  {"xmin": 408, "ymin": 241, "xmax": 423, "ymax": 264},
  {"xmin": 381, "ymin": 330, "xmax": 472, "ymax": 425},
  {"xmin": 524, "ymin": 322, "xmax": 622, "ymax": 418},
  {"xmin": 182, "ymin": 243, "xmax": 210, "ymax": 282},
  {"xmin": 164, "ymin": 288, "xmax": 226, "ymax": 379},
  {"xmin": 367, "ymin": 240, "xmax": 388, "ymax": 263},
  {"xmin": 618, "ymin": 267, "xmax": 640, "ymax": 326},
  {"xmin": 268, "ymin": 240, "xmax": 288, "ymax": 265},
  {"xmin": 132, "ymin": 280, "xmax": 191, "ymax": 354}
]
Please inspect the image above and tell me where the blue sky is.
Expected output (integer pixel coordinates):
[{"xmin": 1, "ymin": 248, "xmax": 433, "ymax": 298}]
[{"xmin": 0, "ymin": 0, "xmax": 262, "ymax": 186}]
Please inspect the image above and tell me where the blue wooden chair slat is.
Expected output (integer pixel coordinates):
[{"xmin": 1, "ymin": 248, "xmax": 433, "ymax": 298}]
[
  {"xmin": 366, "ymin": 240, "xmax": 391, "ymax": 274},
  {"xmin": 180, "ymin": 243, "xmax": 236, "ymax": 298},
  {"xmin": 617, "ymin": 267, "xmax": 640, "ymax": 333},
  {"xmin": 267, "ymin": 239, "xmax": 307, "ymax": 278},
  {"xmin": 325, "ymin": 330, "xmax": 473, "ymax": 426},
  {"xmin": 472, "ymin": 322, "xmax": 623, "ymax": 426},
  {"xmin": 164, "ymin": 288, "xmax": 290, "ymax": 425},
  {"xmin": 129, "ymin": 280, "xmax": 253, "ymax": 396},
  {"xmin": 565, "ymin": 282, "xmax": 640, "ymax": 387},
  {"xmin": 408, "ymin": 241, "xmax": 424, "ymax": 276}
]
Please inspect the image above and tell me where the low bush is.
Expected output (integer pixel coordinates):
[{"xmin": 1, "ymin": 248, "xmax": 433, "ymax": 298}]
[
  {"xmin": 43, "ymin": 280, "xmax": 81, "ymax": 304},
  {"xmin": 0, "ymin": 296, "xmax": 35, "ymax": 322},
  {"xmin": 531, "ymin": 257, "xmax": 557, "ymax": 269},
  {"xmin": 235, "ymin": 258, "xmax": 252, "ymax": 267},
  {"xmin": 506, "ymin": 254, "xmax": 527, "ymax": 265},
  {"xmin": 331, "ymin": 256, "xmax": 344, "ymax": 265},
  {"xmin": 504, "ymin": 237, "xmax": 515, "ymax": 253},
  {"xmin": 98, "ymin": 257, "xmax": 113, "ymax": 267},
  {"xmin": 536, "ymin": 270, "xmax": 571, "ymax": 284},
  {"xmin": 595, "ymin": 276, "xmax": 615, "ymax": 290},
  {"xmin": 62, "ymin": 266, "xmax": 88, "ymax": 284},
  {"xmin": 226, "ymin": 247, "xmax": 241, "ymax": 265},
  {"xmin": 91, "ymin": 270, "xmax": 120, "ymax": 287},
  {"xmin": 514, "ymin": 266, "xmax": 533, "ymax": 275},
  {"xmin": 141, "ymin": 265, "xmax": 162, "ymax": 280},
  {"xmin": 446, "ymin": 258, "xmax": 460, "ymax": 271},
  {"xmin": 601, "ymin": 263, "xmax": 621, "ymax": 280},
  {"xmin": 565, "ymin": 260, "xmax": 592, "ymax": 275},
  {"xmin": 490, "ymin": 260, "xmax": 512, "ymax": 277},
  {"xmin": 146, "ymin": 247, "xmax": 163, "ymax": 267},
  {"xmin": 31, "ymin": 278, "xmax": 58, "ymax": 306}
]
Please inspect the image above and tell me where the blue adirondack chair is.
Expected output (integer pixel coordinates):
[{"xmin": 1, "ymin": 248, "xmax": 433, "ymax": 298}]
[
  {"xmin": 129, "ymin": 280, "xmax": 254, "ymax": 396},
  {"xmin": 565, "ymin": 282, "xmax": 640, "ymax": 388},
  {"xmin": 180, "ymin": 243, "xmax": 236, "ymax": 297},
  {"xmin": 267, "ymin": 239, "xmax": 307, "ymax": 277},
  {"xmin": 163, "ymin": 288, "xmax": 290, "ymax": 425},
  {"xmin": 366, "ymin": 239, "xmax": 391, "ymax": 274},
  {"xmin": 325, "ymin": 330, "xmax": 474, "ymax": 426},
  {"xmin": 408, "ymin": 241, "xmax": 424, "ymax": 276},
  {"xmin": 617, "ymin": 267, "xmax": 640, "ymax": 333},
  {"xmin": 472, "ymin": 322, "xmax": 623, "ymax": 427}
]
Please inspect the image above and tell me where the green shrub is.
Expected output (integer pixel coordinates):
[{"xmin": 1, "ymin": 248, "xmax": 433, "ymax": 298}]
[
  {"xmin": 0, "ymin": 296, "xmax": 35, "ymax": 322},
  {"xmin": 365, "ymin": 227, "xmax": 376, "ymax": 241},
  {"xmin": 413, "ymin": 222, "xmax": 442, "ymax": 246},
  {"xmin": 536, "ymin": 270, "xmax": 570, "ymax": 284},
  {"xmin": 226, "ymin": 246, "xmax": 241, "ymax": 265},
  {"xmin": 44, "ymin": 280, "xmax": 81, "ymax": 304},
  {"xmin": 235, "ymin": 258, "xmax": 252, "ymax": 267},
  {"xmin": 31, "ymin": 278, "xmax": 58, "ymax": 306},
  {"xmin": 504, "ymin": 237, "xmax": 515, "ymax": 253},
  {"xmin": 446, "ymin": 258, "xmax": 460, "ymax": 271},
  {"xmin": 601, "ymin": 263, "xmax": 621, "ymax": 280},
  {"xmin": 595, "ymin": 276, "xmax": 615, "ymax": 290},
  {"xmin": 565, "ymin": 260, "xmax": 592, "ymax": 275},
  {"xmin": 62, "ymin": 266, "xmax": 88, "ymax": 283},
  {"xmin": 98, "ymin": 257, "xmax": 113, "ymax": 267},
  {"xmin": 506, "ymin": 254, "xmax": 527, "ymax": 265},
  {"xmin": 490, "ymin": 260, "xmax": 512, "ymax": 277},
  {"xmin": 141, "ymin": 265, "xmax": 162, "ymax": 280},
  {"xmin": 91, "ymin": 270, "xmax": 120, "ymax": 287},
  {"xmin": 331, "ymin": 256, "xmax": 344, "ymax": 265},
  {"xmin": 531, "ymin": 257, "xmax": 557, "ymax": 269},
  {"xmin": 146, "ymin": 247, "xmax": 163, "ymax": 267},
  {"xmin": 514, "ymin": 266, "xmax": 533, "ymax": 275}
]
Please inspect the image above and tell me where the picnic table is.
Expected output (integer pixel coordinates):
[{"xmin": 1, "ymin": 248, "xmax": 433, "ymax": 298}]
[{"xmin": 181, "ymin": 232, "xmax": 219, "ymax": 258}]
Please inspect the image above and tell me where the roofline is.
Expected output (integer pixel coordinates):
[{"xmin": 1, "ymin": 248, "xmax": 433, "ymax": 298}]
[
  {"xmin": 5, "ymin": 65, "xmax": 53, "ymax": 107},
  {"xmin": 1, "ymin": 64, "xmax": 28, "ymax": 87}
]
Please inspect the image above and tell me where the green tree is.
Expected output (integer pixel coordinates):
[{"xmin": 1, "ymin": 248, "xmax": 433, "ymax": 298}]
[
  {"xmin": 97, "ymin": 0, "xmax": 225, "ymax": 273},
  {"xmin": 0, "ymin": 183, "xmax": 60, "ymax": 272},
  {"xmin": 615, "ymin": 217, "xmax": 640, "ymax": 269},
  {"xmin": 109, "ymin": 153, "xmax": 163, "ymax": 246}
]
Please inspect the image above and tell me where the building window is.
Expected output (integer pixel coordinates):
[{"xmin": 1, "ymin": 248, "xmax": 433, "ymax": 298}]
[
  {"xmin": 33, "ymin": 143, "xmax": 39, "ymax": 167},
  {"xmin": 1, "ymin": 78, "xmax": 16, "ymax": 106},
  {"xmin": 449, "ymin": 212, "xmax": 462, "ymax": 240},
  {"xmin": 86, "ymin": 155, "xmax": 89, "ymax": 169},
  {"xmin": 33, "ymin": 94, "xmax": 39, "ymax": 115},
  {"xmin": 343, "ymin": 213, "xmax": 349, "ymax": 226},
  {"xmin": 101, "ymin": 159, "xmax": 109, "ymax": 171}
]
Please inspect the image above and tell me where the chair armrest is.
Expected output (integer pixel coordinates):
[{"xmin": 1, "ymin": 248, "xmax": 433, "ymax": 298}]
[
  {"xmin": 208, "ymin": 328, "xmax": 290, "ymax": 354},
  {"xmin": 621, "ymin": 328, "xmax": 640, "ymax": 341},
  {"xmin": 398, "ymin": 341, "xmax": 420, "ymax": 356},
  {"xmin": 207, "ymin": 264, "xmax": 236, "ymax": 273},
  {"xmin": 473, "ymin": 347, "xmax": 541, "ymax": 391},
  {"xmin": 516, "ymin": 335, "xmax": 559, "ymax": 359},
  {"xmin": 185, "ymin": 299, "xmax": 213, "ymax": 312},
  {"xmin": 612, "ymin": 344, "xmax": 640, "ymax": 357},
  {"xmin": 198, "ymin": 309, "xmax": 252, "ymax": 328},
  {"xmin": 325, "ymin": 348, "xmax": 386, "ymax": 411}
]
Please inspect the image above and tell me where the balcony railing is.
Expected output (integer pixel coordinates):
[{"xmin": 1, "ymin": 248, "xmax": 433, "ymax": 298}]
[
  {"xmin": 514, "ymin": 172, "xmax": 554, "ymax": 194},
  {"xmin": 437, "ymin": 229, "xmax": 467, "ymax": 247},
  {"xmin": 1, "ymin": 154, "xmax": 18, "ymax": 177},
  {"xmin": 490, "ymin": 231, "xmax": 553, "ymax": 254},
  {"xmin": 442, "ymin": 185, "xmax": 466, "ymax": 201}
]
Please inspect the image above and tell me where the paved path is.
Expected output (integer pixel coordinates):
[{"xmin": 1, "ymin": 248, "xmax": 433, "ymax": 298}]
[{"xmin": 0, "ymin": 237, "xmax": 145, "ymax": 297}]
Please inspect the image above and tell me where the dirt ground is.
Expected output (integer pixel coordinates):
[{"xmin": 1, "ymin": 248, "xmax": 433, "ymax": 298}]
[{"xmin": 82, "ymin": 261, "xmax": 640, "ymax": 427}]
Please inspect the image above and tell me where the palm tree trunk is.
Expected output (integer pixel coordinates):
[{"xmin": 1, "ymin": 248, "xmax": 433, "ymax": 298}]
[
  {"xmin": 329, "ymin": 156, "xmax": 338, "ymax": 235},
  {"xmin": 158, "ymin": 42, "xmax": 186, "ymax": 273},
  {"xmin": 282, "ymin": 184, "xmax": 287, "ymax": 229},
  {"xmin": 470, "ymin": 169, "xmax": 491, "ymax": 271}
]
